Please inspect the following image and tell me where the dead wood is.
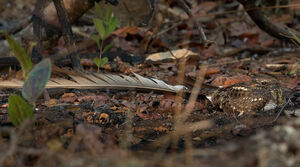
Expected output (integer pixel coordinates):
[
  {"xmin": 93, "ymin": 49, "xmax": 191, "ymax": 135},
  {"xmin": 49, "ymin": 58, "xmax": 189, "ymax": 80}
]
[{"xmin": 237, "ymin": 0, "xmax": 300, "ymax": 42}]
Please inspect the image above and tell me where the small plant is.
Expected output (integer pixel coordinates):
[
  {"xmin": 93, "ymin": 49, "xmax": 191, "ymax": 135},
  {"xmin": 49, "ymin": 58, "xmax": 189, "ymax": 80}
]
[
  {"xmin": 92, "ymin": 2, "xmax": 118, "ymax": 72},
  {"xmin": 2, "ymin": 32, "xmax": 51, "ymax": 126},
  {"xmin": 3, "ymin": 32, "xmax": 32, "ymax": 78}
]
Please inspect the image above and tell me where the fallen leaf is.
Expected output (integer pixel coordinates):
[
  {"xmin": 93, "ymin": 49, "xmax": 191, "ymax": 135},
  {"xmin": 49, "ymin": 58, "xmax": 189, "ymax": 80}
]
[
  {"xmin": 146, "ymin": 49, "xmax": 198, "ymax": 62},
  {"xmin": 113, "ymin": 26, "xmax": 139, "ymax": 38},
  {"xmin": 211, "ymin": 75, "xmax": 251, "ymax": 87}
]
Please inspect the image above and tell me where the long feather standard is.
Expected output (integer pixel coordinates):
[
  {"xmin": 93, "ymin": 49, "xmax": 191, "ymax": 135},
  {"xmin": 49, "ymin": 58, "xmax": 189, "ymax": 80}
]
[{"xmin": 0, "ymin": 72, "xmax": 186, "ymax": 93}]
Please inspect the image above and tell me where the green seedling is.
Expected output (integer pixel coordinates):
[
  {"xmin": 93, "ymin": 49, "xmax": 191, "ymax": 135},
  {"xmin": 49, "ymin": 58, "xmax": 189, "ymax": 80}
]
[
  {"xmin": 93, "ymin": 2, "xmax": 118, "ymax": 72},
  {"xmin": 4, "ymin": 33, "xmax": 52, "ymax": 126},
  {"xmin": 22, "ymin": 58, "xmax": 52, "ymax": 106},
  {"xmin": 2, "ymin": 32, "xmax": 32, "ymax": 78},
  {"xmin": 8, "ymin": 94, "xmax": 34, "ymax": 127}
]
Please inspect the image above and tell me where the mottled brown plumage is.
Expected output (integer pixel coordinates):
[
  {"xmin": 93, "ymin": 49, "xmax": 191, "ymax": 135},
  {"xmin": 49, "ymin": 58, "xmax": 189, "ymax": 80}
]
[{"xmin": 211, "ymin": 78, "xmax": 285, "ymax": 116}]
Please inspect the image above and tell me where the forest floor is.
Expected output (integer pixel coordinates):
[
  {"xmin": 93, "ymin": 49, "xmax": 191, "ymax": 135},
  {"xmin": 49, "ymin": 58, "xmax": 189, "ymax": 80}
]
[{"xmin": 0, "ymin": 0, "xmax": 299, "ymax": 166}]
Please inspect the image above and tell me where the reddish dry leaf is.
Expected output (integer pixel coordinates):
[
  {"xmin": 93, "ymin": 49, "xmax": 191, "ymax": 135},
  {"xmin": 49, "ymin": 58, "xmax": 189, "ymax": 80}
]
[
  {"xmin": 112, "ymin": 26, "xmax": 139, "ymax": 38},
  {"xmin": 205, "ymin": 67, "xmax": 221, "ymax": 76},
  {"xmin": 211, "ymin": 75, "xmax": 251, "ymax": 87}
]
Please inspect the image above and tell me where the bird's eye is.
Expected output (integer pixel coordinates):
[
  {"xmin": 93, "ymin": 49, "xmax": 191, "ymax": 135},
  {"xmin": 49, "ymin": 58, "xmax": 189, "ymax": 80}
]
[{"xmin": 261, "ymin": 81, "xmax": 267, "ymax": 85}]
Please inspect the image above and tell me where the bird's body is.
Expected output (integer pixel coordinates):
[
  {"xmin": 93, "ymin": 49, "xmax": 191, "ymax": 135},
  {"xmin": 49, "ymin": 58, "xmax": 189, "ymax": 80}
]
[{"xmin": 211, "ymin": 78, "xmax": 285, "ymax": 116}]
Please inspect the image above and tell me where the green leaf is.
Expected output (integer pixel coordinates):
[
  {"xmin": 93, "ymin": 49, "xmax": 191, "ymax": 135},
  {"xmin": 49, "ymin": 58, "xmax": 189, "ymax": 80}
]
[
  {"xmin": 22, "ymin": 58, "xmax": 52, "ymax": 105},
  {"xmin": 94, "ymin": 2, "xmax": 104, "ymax": 19},
  {"xmin": 102, "ymin": 43, "xmax": 113, "ymax": 54},
  {"xmin": 93, "ymin": 18, "xmax": 106, "ymax": 39},
  {"xmin": 107, "ymin": 16, "xmax": 118, "ymax": 36},
  {"xmin": 93, "ymin": 57, "xmax": 101, "ymax": 67},
  {"xmin": 92, "ymin": 34, "xmax": 101, "ymax": 49},
  {"xmin": 2, "ymin": 32, "xmax": 32, "ymax": 78},
  {"xmin": 8, "ymin": 94, "xmax": 34, "ymax": 127},
  {"xmin": 99, "ymin": 57, "xmax": 108, "ymax": 67},
  {"xmin": 105, "ymin": 4, "xmax": 112, "ymax": 22}
]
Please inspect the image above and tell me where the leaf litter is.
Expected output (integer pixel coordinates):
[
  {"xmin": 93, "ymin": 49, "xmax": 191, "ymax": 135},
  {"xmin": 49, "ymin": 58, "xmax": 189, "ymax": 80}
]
[{"xmin": 0, "ymin": 0, "xmax": 299, "ymax": 166}]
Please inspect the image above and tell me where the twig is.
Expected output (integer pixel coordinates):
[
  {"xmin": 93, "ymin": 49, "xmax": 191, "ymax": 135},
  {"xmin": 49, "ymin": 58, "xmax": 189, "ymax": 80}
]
[
  {"xmin": 237, "ymin": 0, "xmax": 300, "ymax": 42},
  {"xmin": 178, "ymin": 63, "xmax": 208, "ymax": 122},
  {"xmin": 175, "ymin": 0, "xmax": 214, "ymax": 47},
  {"xmin": 272, "ymin": 98, "xmax": 294, "ymax": 123}
]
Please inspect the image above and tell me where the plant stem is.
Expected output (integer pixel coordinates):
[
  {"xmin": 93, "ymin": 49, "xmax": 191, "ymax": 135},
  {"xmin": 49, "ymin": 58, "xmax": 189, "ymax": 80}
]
[
  {"xmin": 99, "ymin": 39, "xmax": 104, "ymax": 59},
  {"xmin": 97, "ymin": 39, "xmax": 104, "ymax": 72}
]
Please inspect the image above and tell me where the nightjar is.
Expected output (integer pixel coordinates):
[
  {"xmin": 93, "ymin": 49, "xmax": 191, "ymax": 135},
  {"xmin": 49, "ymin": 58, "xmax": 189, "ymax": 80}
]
[{"xmin": 211, "ymin": 78, "xmax": 286, "ymax": 116}]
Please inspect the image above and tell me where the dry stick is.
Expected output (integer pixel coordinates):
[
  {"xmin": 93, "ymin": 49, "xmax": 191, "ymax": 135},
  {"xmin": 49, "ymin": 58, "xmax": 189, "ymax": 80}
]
[
  {"xmin": 53, "ymin": 0, "xmax": 81, "ymax": 69},
  {"xmin": 272, "ymin": 92, "xmax": 296, "ymax": 123},
  {"xmin": 147, "ymin": 49, "xmax": 188, "ymax": 166},
  {"xmin": 153, "ymin": 21, "xmax": 183, "ymax": 39},
  {"xmin": 178, "ymin": 64, "xmax": 208, "ymax": 165},
  {"xmin": 171, "ymin": 52, "xmax": 187, "ymax": 154},
  {"xmin": 272, "ymin": 100, "xmax": 290, "ymax": 123},
  {"xmin": 237, "ymin": 0, "xmax": 300, "ymax": 42},
  {"xmin": 177, "ymin": 64, "xmax": 208, "ymax": 164},
  {"xmin": 194, "ymin": 4, "xmax": 300, "ymax": 18},
  {"xmin": 175, "ymin": 0, "xmax": 214, "ymax": 48},
  {"xmin": 171, "ymin": 29, "xmax": 205, "ymax": 163},
  {"xmin": 174, "ymin": 56, "xmax": 193, "ymax": 166},
  {"xmin": 183, "ymin": 64, "xmax": 208, "ymax": 165},
  {"xmin": 178, "ymin": 64, "xmax": 208, "ymax": 123},
  {"xmin": 32, "ymin": 0, "xmax": 47, "ymax": 63}
]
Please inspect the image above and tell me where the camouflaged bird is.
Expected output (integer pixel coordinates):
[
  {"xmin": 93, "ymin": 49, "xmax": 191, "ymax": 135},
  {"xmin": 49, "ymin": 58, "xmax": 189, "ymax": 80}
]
[{"xmin": 211, "ymin": 78, "xmax": 286, "ymax": 116}]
